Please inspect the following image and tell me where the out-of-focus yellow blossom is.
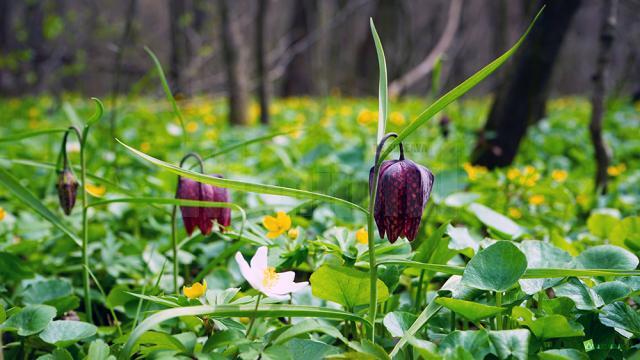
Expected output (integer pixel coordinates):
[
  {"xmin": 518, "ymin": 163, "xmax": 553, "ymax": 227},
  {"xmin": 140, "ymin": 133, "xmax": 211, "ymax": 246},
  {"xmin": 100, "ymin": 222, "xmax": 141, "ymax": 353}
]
[
  {"xmin": 607, "ymin": 164, "xmax": 626, "ymax": 177},
  {"xmin": 239, "ymin": 317, "xmax": 250, "ymax": 324},
  {"xmin": 28, "ymin": 107, "xmax": 39, "ymax": 118},
  {"xmin": 507, "ymin": 168, "xmax": 520, "ymax": 181},
  {"xmin": 463, "ymin": 162, "xmax": 488, "ymax": 181},
  {"xmin": 0, "ymin": 207, "xmax": 6, "ymax": 221},
  {"xmin": 287, "ymin": 228, "xmax": 299, "ymax": 240},
  {"xmin": 183, "ymin": 280, "xmax": 207, "ymax": 299},
  {"xmin": 390, "ymin": 112, "xmax": 406, "ymax": 125},
  {"xmin": 340, "ymin": 106, "xmax": 352, "ymax": 116},
  {"xmin": 186, "ymin": 121, "xmax": 199, "ymax": 133},
  {"xmin": 85, "ymin": 184, "xmax": 106, "ymax": 197},
  {"xmin": 263, "ymin": 211, "xmax": 292, "ymax": 239},
  {"xmin": 357, "ymin": 110, "xmax": 377, "ymax": 125},
  {"xmin": 508, "ymin": 208, "xmax": 522, "ymax": 219},
  {"xmin": 205, "ymin": 129, "xmax": 218, "ymax": 140},
  {"xmin": 551, "ymin": 169, "xmax": 568, "ymax": 183},
  {"xmin": 356, "ymin": 228, "xmax": 368, "ymax": 245},
  {"xmin": 203, "ymin": 115, "xmax": 216, "ymax": 125},
  {"xmin": 518, "ymin": 166, "xmax": 540, "ymax": 187},
  {"xmin": 576, "ymin": 194, "xmax": 589, "ymax": 206},
  {"xmin": 528, "ymin": 194, "xmax": 545, "ymax": 206},
  {"xmin": 140, "ymin": 142, "xmax": 151, "ymax": 152}
]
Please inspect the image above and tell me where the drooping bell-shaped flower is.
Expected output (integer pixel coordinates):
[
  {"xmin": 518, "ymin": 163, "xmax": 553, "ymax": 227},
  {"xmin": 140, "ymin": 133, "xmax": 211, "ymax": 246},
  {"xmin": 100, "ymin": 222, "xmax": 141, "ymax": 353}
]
[
  {"xmin": 369, "ymin": 146, "xmax": 434, "ymax": 243},
  {"xmin": 176, "ymin": 175, "xmax": 231, "ymax": 236},
  {"xmin": 56, "ymin": 169, "xmax": 78, "ymax": 215}
]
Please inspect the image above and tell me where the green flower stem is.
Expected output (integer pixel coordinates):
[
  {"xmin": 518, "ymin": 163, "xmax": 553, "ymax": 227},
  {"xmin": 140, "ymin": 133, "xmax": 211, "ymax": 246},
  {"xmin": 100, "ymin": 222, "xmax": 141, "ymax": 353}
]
[
  {"xmin": 367, "ymin": 132, "xmax": 402, "ymax": 342},
  {"xmin": 415, "ymin": 269, "xmax": 426, "ymax": 311},
  {"xmin": 246, "ymin": 293, "xmax": 263, "ymax": 338},
  {"xmin": 495, "ymin": 291, "xmax": 503, "ymax": 330},
  {"xmin": 171, "ymin": 205, "xmax": 178, "ymax": 294}
]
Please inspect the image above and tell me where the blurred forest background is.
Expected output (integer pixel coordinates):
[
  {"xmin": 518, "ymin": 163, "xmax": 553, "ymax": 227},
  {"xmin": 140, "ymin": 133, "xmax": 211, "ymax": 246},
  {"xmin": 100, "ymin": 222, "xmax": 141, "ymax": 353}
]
[{"xmin": 1, "ymin": 0, "xmax": 639, "ymax": 98}]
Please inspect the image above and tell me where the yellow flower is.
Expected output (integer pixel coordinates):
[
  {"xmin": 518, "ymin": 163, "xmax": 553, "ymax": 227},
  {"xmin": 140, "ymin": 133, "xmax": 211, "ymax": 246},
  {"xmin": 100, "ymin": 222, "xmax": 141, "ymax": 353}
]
[
  {"xmin": 607, "ymin": 164, "xmax": 626, "ymax": 177},
  {"xmin": 528, "ymin": 194, "xmax": 545, "ymax": 206},
  {"xmin": 389, "ymin": 112, "xmax": 405, "ymax": 125},
  {"xmin": 263, "ymin": 211, "xmax": 292, "ymax": 239},
  {"xmin": 463, "ymin": 162, "xmax": 488, "ymax": 181},
  {"xmin": 85, "ymin": 184, "xmax": 106, "ymax": 197},
  {"xmin": 186, "ymin": 121, "xmax": 199, "ymax": 133},
  {"xmin": 0, "ymin": 207, "xmax": 6, "ymax": 221},
  {"xmin": 508, "ymin": 208, "xmax": 522, "ymax": 219},
  {"xmin": 507, "ymin": 168, "xmax": 520, "ymax": 181},
  {"xmin": 576, "ymin": 194, "xmax": 589, "ymax": 206},
  {"xmin": 357, "ymin": 110, "xmax": 376, "ymax": 125},
  {"xmin": 205, "ymin": 129, "xmax": 218, "ymax": 140},
  {"xmin": 183, "ymin": 280, "xmax": 207, "ymax": 299},
  {"xmin": 140, "ymin": 142, "xmax": 151, "ymax": 153},
  {"xmin": 355, "ymin": 228, "xmax": 368, "ymax": 245},
  {"xmin": 551, "ymin": 169, "xmax": 568, "ymax": 183},
  {"xmin": 287, "ymin": 228, "xmax": 299, "ymax": 240},
  {"xmin": 203, "ymin": 115, "xmax": 216, "ymax": 125}
]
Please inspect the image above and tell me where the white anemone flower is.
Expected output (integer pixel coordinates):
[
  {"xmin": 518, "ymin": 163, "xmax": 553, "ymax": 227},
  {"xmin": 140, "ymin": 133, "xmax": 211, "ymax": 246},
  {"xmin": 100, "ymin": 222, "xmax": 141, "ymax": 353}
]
[{"xmin": 235, "ymin": 246, "xmax": 308, "ymax": 300}]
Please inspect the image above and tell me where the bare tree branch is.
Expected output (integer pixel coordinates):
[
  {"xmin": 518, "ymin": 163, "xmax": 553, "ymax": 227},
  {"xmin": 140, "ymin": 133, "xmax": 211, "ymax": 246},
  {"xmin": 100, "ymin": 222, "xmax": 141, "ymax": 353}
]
[{"xmin": 388, "ymin": 0, "xmax": 463, "ymax": 97}]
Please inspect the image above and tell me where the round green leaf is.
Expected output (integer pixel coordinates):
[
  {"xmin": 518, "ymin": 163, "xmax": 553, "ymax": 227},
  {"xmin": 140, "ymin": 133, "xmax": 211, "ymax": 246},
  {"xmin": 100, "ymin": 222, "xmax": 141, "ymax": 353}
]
[
  {"xmin": 383, "ymin": 311, "xmax": 417, "ymax": 338},
  {"xmin": 435, "ymin": 297, "xmax": 505, "ymax": 322},
  {"xmin": 594, "ymin": 281, "xmax": 632, "ymax": 304},
  {"xmin": 576, "ymin": 245, "xmax": 638, "ymax": 270},
  {"xmin": 39, "ymin": 320, "xmax": 97, "ymax": 347},
  {"xmin": 599, "ymin": 301, "xmax": 640, "ymax": 336},
  {"xmin": 462, "ymin": 241, "xmax": 527, "ymax": 292},
  {"xmin": 0, "ymin": 304, "xmax": 56, "ymax": 336},
  {"xmin": 468, "ymin": 203, "xmax": 522, "ymax": 239},
  {"xmin": 488, "ymin": 329, "xmax": 530, "ymax": 360},
  {"xmin": 537, "ymin": 349, "xmax": 589, "ymax": 360},
  {"xmin": 587, "ymin": 212, "xmax": 620, "ymax": 238},
  {"xmin": 309, "ymin": 264, "xmax": 389, "ymax": 308}
]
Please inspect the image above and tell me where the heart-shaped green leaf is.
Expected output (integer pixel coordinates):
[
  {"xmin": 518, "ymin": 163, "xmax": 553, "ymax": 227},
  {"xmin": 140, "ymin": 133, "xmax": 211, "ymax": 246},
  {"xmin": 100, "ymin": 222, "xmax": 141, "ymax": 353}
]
[{"xmin": 462, "ymin": 241, "xmax": 527, "ymax": 292}]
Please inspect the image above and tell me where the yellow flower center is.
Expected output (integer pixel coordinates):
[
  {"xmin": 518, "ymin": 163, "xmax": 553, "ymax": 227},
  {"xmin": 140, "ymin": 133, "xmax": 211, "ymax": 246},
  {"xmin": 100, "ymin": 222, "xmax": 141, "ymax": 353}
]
[
  {"xmin": 356, "ymin": 228, "xmax": 368, "ymax": 245},
  {"xmin": 262, "ymin": 267, "xmax": 279, "ymax": 289}
]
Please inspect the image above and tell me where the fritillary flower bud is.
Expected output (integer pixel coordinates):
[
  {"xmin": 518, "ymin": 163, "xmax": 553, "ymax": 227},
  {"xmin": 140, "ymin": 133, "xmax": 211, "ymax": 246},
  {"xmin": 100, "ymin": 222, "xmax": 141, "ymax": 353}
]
[
  {"xmin": 369, "ymin": 135, "xmax": 434, "ymax": 243},
  {"xmin": 56, "ymin": 169, "xmax": 78, "ymax": 216},
  {"xmin": 176, "ymin": 177, "xmax": 205, "ymax": 235}
]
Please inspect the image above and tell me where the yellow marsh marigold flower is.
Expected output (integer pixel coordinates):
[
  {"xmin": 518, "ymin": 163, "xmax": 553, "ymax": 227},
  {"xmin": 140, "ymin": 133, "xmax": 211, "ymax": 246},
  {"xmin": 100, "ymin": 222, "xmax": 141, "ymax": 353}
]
[
  {"xmin": 529, "ymin": 194, "xmax": 545, "ymax": 206},
  {"xmin": 508, "ymin": 208, "xmax": 522, "ymax": 219},
  {"xmin": 186, "ymin": 121, "xmax": 199, "ymax": 133},
  {"xmin": 263, "ymin": 211, "xmax": 291, "ymax": 239},
  {"xmin": 463, "ymin": 162, "xmax": 488, "ymax": 181},
  {"xmin": 607, "ymin": 164, "xmax": 626, "ymax": 177},
  {"xmin": 287, "ymin": 228, "xmax": 299, "ymax": 240},
  {"xmin": 85, "ymin": 184, "xmax": 106, "ymax": 197},
  {"xmin": 0, "ymin": 207, "xmax": 6, "ymax": 221},
  {"xmin": 551, "ymin": 169, "xmax": 568, "ymax": 183},
  {"xmin": 357, "ymin": 110, "xmax": 376, "ymax": 125},
  {"xmin": 390, "ymin": 112, "xmax": 406, "ymax": 126},
  {"xmin": 183, "ymin": 280, "xmax": 207, "ymax": 299},
  {"xmin": 356, "ymin": 228, "xmax": 368, "ymax": 245},
  {"xmin": 507, "ymin": 168, "xmax": 520, "ymax": 181},
  {"xmin": 140, "ymin": 142, "xmax": 151, "ymax": 153}
]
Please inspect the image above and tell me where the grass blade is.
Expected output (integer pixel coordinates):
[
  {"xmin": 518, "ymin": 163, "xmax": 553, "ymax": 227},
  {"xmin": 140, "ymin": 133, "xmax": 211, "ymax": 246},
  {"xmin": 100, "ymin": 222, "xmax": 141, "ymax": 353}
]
[
  {"xmin": 0, "ymin": 129, "xmax": 67, "ymax": 143},
  {"xmin": 86, "ymin": 97, "xmax": 105, "ymax": 126},
  {"xmin": 390, "ymin": 300, "xmax": 442, "ymax": 357},
  {"xmin": 370, "ymin": 18, "xmax": 388, "ymax": 143},
  {"xmin": 199, "ymin": 129, "xmax": 297, "ymax": 164},
  {"xmin": 378, "ymin": 8, "xmax": 544, "ymax": 162},
  {"xmin": 119, "ymin": 304, "xmax": 371, "ymax": 359},
  {"xmin": 117, "ymin": 139, "xmax": 368, "ymax": 214},
  {"xmin": 0, "ymin": 168, "xmax": 82, "ymax": 246},
  {"xmin": 144, "ymin": 47, "xmax": 187, "ymax": 146}
]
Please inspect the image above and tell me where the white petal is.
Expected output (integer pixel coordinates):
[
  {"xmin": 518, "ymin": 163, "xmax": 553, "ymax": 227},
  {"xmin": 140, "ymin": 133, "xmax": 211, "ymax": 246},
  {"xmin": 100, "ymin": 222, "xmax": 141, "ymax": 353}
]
[
  {"xmin": 262, "ymin": 289, "xmax": 290, "ymax": 301},
  {"xmin": 250, "ymin": 246, "xmax": 269, "ymax": 272},
  {"xmin": 235, "ymin": 252, "xmax": 261, "ymax": 290}
]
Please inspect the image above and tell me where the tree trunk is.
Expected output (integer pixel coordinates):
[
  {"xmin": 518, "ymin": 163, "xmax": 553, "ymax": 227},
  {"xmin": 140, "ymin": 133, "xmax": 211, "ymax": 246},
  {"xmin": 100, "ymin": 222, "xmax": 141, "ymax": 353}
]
[
  {"xmin": 256, "ymin": 0, "xmax": 270, "ymax": 124},
  {"xmin": 219, "ymin": 0, "xmax": 248, "ymax": 125},
  {"xmin": 0, "ymin": 0, "xmax": 12, "ymax": 94},
  {"xmin": 589, "ymin": 0, "xmax": 617, "ymax": 194},
  {"xmin": 25, "ymin": 1, "xmax": 46, "ymax": 93},
  {"xmin": 169, "ymin": 0, "xmax": 189, "ymax": 95},
  {"xmin": 471, "ymin": 0, "xmax": 582, "ymax": 168},
  {"xmin": 282, "ymin": 0, "xmax": 313, "ymax": 96}
]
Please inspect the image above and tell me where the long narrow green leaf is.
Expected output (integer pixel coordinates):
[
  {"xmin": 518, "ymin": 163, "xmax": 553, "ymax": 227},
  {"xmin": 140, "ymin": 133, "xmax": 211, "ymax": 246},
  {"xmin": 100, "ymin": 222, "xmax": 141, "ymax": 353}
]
[
  {"xmin": 370, "ymin": 18, "xmax": 388, "ymax": 143},
  {"xmin": 200, "ymin": 130, "xmax": 297, "ymax": 163},
  {"xmin": 378, "ymin": 8, "xmax": 544, "ymax": 162},
  {"xmin": 144, "ymin": 47, "xmax": 187, "ymax": 145},
  {"xmin": 119, "ymin": 304, "xmax": 370, "ymax": 359},
  {"xmin": 390, "ymin": 300, "xmax": 443, "ymax": 357},
  {"xmin": 117, "ymin": 139, "xmax": 368, "ymax": 214},
  {"xmin": 86, "ymin": 97, "xmax": 105, "ymax": 126},
  {"xmin": 376, "ymin": 260, "xmax": 640, "ymax": 278},
  {"xmin": 0, "ymin": 168, "xmax": 81, "ymax": 246},
  {"xmin": 0, "ymin": 129, "xmax": 67, "ymax": 143}
]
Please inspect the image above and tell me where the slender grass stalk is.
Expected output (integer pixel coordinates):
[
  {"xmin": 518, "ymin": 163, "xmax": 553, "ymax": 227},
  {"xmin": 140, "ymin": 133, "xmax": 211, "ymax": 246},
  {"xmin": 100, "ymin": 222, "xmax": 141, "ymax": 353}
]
[
  {"xmin": 246, "ymin": 293, "xmax": 263, "ymax": 338},
  {"xmin": 171, "ymin": 206, "xmax": 178, "ymax": 294},
  {"xmin": 85, "ymin": 265, "xmax": 122, "ymax": 336},
  {"xmin": 415, "ymin": 269, "xmax": 426, "ymax": 311}
]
